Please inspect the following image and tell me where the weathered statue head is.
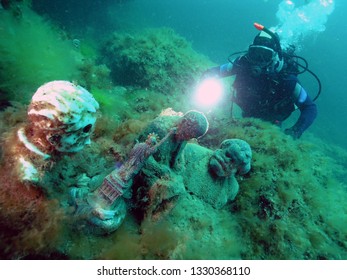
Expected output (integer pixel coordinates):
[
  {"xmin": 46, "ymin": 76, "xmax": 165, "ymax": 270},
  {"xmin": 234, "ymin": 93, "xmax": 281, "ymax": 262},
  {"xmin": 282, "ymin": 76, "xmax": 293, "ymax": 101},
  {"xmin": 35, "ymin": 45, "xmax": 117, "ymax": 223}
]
[
  {"xmin": 175, "ymin": 110, "xmax": 209, "ymax": 141},
  {"xmin": 209, "ymin": 139, "xmax": 252, "ymax": 177},
  {"xmin": 26, "ymin": 80, "xmax": 99, "ymax": 153}
]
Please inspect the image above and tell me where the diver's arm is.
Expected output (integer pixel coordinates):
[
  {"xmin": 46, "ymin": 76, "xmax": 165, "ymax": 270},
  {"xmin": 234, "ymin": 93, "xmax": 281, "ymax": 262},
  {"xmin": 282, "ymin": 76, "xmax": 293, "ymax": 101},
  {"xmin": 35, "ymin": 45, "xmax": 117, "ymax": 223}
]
[
  {"xmin": 285, "ymin": 84, "xmax": 317, "ymax": 139},
  {"xmin": 219, "ymin": 63, "xmax": 234, "ymax": 77},
  {"xmin": 202, "ymin": 62, "xmax": 234, "ymax": 79}
]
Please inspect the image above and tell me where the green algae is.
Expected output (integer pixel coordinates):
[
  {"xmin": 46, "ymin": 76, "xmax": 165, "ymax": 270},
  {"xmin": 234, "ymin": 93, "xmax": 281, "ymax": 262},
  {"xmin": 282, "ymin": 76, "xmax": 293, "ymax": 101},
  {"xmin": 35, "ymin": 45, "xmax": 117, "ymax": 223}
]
[{"xmin": 0, "ymin": 5, "xmax": 80, "ymax": 103}]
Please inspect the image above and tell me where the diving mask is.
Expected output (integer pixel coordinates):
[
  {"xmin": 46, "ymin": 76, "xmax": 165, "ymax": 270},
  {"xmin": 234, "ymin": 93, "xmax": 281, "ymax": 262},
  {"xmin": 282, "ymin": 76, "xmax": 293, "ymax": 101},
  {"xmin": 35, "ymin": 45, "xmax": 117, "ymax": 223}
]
[{"xmin": 247, "ymin": 45, "xmax": 276, "ymax": 67}]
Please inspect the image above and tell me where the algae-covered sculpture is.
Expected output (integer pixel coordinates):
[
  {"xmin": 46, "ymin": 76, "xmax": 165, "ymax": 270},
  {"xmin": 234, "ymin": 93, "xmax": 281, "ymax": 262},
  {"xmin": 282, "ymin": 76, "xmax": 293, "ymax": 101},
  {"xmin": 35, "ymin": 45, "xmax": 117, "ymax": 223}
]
[
  {"xmin": 0, "ymin": 80, "xmax": 100, "ymax": 257},
  {"xmin": 137, "ymin": 138, "xmax": 252, "ymax": 212},
  {"xmin": 70, "ymin": 109, "xmax": 210, "ymax": 233},
  {"xmin": 209, "ymin": 139, "xmax": 252, "ymax": 177},
  {"xmin": 181, "ymin": 139, "xmax": 252, "ymax": 209},
  {"xmin": 139, "ymin": 109, "xmax": 209, "ymax": 170},
  {"xmin": 133, "ymin": 109, "xmax": 251, "ymax": 215},
  {"xmin": 15, "ymin": 80, "xmax": 99, "ymax": 183},
  {"xmin": 70, "ymin": 130, "xmax": 175, "ymax": 234},
  {"xmin": 174, "ymin": 109, "xmax": 209, "ymax": 141},
  {"xmin": 133, "ymin": 109, "xmax": 214, "ymax": 219}
]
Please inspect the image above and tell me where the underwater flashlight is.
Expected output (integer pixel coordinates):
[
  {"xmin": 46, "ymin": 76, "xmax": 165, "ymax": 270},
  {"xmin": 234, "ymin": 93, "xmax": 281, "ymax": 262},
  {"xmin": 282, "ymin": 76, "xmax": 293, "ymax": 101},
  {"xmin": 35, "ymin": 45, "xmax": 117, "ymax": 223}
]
[{"xmin": 193, "ymin": 78, "xmax": 224, "ymax": 109}]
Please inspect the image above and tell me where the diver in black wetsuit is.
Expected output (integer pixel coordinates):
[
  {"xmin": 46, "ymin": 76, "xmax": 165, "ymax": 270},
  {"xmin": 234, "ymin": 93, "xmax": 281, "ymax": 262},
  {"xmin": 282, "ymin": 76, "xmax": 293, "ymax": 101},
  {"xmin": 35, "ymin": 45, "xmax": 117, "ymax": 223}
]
[{"xmin": 202, "ymin": 24, "xmax": 317, "ymax": 139}]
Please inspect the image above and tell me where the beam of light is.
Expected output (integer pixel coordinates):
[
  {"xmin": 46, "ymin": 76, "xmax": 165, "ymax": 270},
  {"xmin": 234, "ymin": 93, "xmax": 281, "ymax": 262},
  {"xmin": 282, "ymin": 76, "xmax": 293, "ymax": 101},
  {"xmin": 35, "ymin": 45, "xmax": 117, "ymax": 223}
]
[{"xmin": 192, "ymin": 78, "xmax": 224, "ymax": 109}]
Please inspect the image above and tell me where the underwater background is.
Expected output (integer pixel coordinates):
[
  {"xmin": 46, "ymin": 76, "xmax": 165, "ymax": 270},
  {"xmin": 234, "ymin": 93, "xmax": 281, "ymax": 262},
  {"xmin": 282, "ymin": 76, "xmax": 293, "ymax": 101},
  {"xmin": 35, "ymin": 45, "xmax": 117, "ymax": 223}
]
[{"xmin": 0, "ymin": 0, "xmax": 346, "ymax": 259}]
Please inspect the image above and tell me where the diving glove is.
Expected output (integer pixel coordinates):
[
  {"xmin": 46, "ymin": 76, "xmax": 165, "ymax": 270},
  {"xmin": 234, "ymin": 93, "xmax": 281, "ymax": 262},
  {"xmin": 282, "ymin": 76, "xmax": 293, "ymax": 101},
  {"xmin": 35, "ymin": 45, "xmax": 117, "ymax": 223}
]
[{"xmin": 284, "ymin": 126, "xmax": 302, "ymax": 139}]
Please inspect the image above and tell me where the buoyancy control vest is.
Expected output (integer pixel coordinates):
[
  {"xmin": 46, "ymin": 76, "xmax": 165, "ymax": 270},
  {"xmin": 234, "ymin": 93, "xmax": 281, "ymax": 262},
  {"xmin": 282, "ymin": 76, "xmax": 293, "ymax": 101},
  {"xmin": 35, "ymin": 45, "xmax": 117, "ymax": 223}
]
[{"xmin": 231, "ymin": 56, "xmax": 298, "ymax": 122}]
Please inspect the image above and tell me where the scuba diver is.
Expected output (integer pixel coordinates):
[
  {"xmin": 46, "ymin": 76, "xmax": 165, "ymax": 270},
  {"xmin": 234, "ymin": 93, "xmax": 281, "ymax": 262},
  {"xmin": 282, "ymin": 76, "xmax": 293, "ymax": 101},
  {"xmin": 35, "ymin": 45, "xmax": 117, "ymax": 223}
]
[{"xmin": 202, "ymin": 23, "xmax": 318, "ymax": 139}]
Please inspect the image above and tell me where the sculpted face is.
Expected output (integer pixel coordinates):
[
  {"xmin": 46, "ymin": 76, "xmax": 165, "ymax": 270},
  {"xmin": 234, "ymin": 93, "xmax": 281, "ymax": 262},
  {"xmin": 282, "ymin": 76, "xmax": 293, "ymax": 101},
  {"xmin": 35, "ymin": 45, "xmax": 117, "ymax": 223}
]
[
  {"xmin": 209, "ymin": 139, "xmax": 252, "ymax": 177},
  {"xmin": 175, "ymin": 110, "xmax": 209, "ymax": 141},
  {"xmin": 28, "ymin": 81, "xmax": 99, "ymax": 153},
  {"xmin": 45, "ymin": 117, "xmax": 96, "ymax": 152}
]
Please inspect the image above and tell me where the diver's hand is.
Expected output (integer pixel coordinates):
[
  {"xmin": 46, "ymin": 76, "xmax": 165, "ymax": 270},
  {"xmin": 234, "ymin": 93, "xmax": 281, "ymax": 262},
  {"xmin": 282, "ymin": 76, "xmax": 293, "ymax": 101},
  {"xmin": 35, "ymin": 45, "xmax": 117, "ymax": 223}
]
[
  {"xmin": 201, "ymin": 67, "xmax": 220, "ymax": 80},
  {"xmin": 284, "ymin": 127, "xmax": 302, "ymax": 140}
]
